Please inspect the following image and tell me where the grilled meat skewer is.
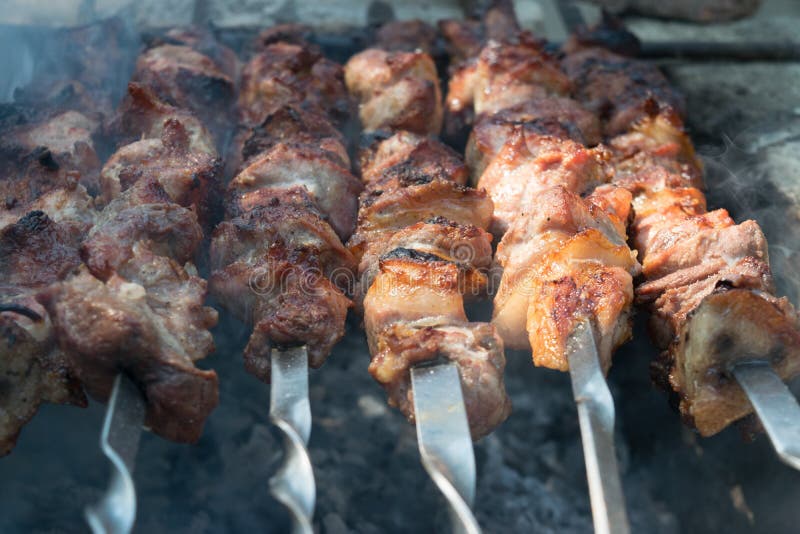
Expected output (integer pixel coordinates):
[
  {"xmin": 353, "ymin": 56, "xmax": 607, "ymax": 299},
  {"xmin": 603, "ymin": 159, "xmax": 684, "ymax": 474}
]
[
  {"xmin": 211, "ymin": 34, "xmax": 358, "ymax": 379},
  {"xmin": 563, "ymin": 38, "xmax": 800, "ymax": 436},
  {"xmin": 443, "ymin": 21, "xmax": 641, "ymax": 372},
  {"xmin": 345, "ymin": 33, "xmax": 511, "ymax": 441}
]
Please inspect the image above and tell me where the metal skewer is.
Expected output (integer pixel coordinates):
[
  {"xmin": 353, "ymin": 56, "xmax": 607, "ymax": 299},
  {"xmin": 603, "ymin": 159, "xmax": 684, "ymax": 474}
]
[
  {"xmin": 411, "ymin": 362, "xmax": 481, "ymax": 534},
  {"xmin": 269, "ymin": 345, "xmax": 315, "ymax": 534},
  {"xmin": 732, "ymin": 362, "xmax": 800, "ymax": 471},
  {"xmin": 566, "ymin": 319, "xmax": 631, "ymax": 534},
  {"xmin": 85, "ymin": 374, "xmax": 146, "ymax": 534}
]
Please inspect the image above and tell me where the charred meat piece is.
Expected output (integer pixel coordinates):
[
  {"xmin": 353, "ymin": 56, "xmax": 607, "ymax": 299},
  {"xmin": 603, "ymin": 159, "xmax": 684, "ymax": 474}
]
[
  {"xmin": 133, "ymin": 44, "xmax": 234, "ymax": 133},
  {"xmin": 82, "ymin": 178, "xmax": 203, "ymax": 281},
  {"xmin": 365, "ymin": 256, "xmax": 510, "ymax": 439},
  {"xmin": 345, "ymin": 48, "xmax": 443, "ymax": 136},
  {"xmin": 108, "ymin": 83, "xmax": 217, "ymax": 156},
  {"xmin": 227, "ymin": 140, "xmax": 360, "ymax": 240},
  {"xmin": 466, "ymin": 97, "xmax": 602, "ymax": 180},
  {"xmin": 444, "ymin": 34, "xmax": 572, "ymax": 141},
  {"xmin": 40, "ymin": 263, "xmax": 218, "ymax": 444},
  {"xmin": 100, "ymin": 117, "xmax": 222, "ymax": 228},
  {"xmin": 0, "ymin": 109, "xmax": 102, "ymax": 199},
  {"xmin": 562, "ymin": 48, "xmax": 685, "ymax": 136},
  {"xmin": 210, "ymin": 188, "xmax": 355, "ymax": 379},
  {"xmin": 159, "ymin": 26, "xmax": 240, "ymax": 81},
  {"xmin": 349, "ymin": 130, "xmax": 510, "ymax": 439},
  {"xmin": 237, "ymin": 41, "xmax": 350, "ymax": 128},
  {"xmin": 0, "ymin": 212, "xmax": 86, "ymax": 456}
]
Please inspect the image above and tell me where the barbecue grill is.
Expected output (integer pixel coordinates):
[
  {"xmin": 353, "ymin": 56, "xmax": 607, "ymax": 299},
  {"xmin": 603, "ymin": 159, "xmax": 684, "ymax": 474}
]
[{"xmin": 1, "ymin": 1, "xmax": 800, "ymax": 533}]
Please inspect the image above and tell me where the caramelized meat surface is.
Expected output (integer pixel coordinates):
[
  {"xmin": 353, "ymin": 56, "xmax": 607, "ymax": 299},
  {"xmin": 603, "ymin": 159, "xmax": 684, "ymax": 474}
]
[
  {"xmin": 40, "ymin": 264, "xmax": 218, "ymax": 443},
  {"xmin": 133, "ymin": 44, "xmax": 234, "ymax": 132}
]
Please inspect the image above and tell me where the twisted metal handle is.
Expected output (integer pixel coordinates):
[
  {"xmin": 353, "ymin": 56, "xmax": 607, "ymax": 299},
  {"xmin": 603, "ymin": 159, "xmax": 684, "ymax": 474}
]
[
  {"xmin": 269, "ymin": 346, "xmax": 315, "ymax": 534},
  {"xmin": 85, "ymin": 374, "xmax": 145, "ymax": 534},
  {"xmin": 411, "ymin": 363, "xmax": 481, "ymax": 534}
]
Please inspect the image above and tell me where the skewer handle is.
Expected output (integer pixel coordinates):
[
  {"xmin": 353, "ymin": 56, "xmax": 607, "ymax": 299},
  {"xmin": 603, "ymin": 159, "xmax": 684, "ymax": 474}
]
[
  {"xmin": 567, "ymin": 320, "xmax": 631, "ymax": 534},
  {"xmin": 733, "ymin": 362, "xmax": 800, "ymax": 470},
  {"xmin": 269, "ymin": 346, "xmax": 315, "ymax": 534},
  {"xmin": 85, "ymin": 374, "xmax": 146, "ymax": 534},
  {"xmin": 411, "ymin": 363, "xmax": 481, "ymax": 534}
]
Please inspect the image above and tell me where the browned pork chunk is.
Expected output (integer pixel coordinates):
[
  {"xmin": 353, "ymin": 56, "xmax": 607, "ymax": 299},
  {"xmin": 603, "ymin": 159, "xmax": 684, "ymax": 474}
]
[
  {"xmin": 133, "ymin": 44, "xmax": 234, "ymax": 133},
  {"xmin": 0, "ymin": 212, "xmax": 87, "ymax": 456},
  {"xmin": 345, "ymin": 48, "xmax": 443, "ymax": 136},
  {"xmin": 210, "ymin": 188, "xmax": 355, "ymax": 379},
  {"xmin": 100, "ymin": 118, "xmax": 222, "ymax": 228}
]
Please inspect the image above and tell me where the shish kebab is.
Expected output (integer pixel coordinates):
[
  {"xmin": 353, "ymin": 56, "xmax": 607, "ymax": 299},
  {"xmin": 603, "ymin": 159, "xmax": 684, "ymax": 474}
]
[
  {"xmin": 0, "ymin": 20, "xmax": 135, "ymax": 457},
  {"xmin": 442, "ymin": 3, "xmax": 638, "ymax": 531},
  {"xmin": 344, "ymin": 22, "xmax": 511, "ymax": 532},
  {"xmin": 0, "ymin": 29, "xmax": 235, "ymax": 533},
  {"xmin": 561, "ymin": 21, "xmax": 800, "ymax": 466},
  {"xmin": 209, "ymin": 27, "xmax": 359, "ymax": 532}
]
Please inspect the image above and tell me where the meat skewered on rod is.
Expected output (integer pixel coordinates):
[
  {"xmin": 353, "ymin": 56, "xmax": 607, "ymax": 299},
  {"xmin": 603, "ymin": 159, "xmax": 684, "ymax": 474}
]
[
  {"xmin": 28, "ymin": 31, "xmax": 232, "ymax": 533},
  {"xmin": 345, "ymin": 23, "xmax": 511, "ymax": 532},
  {"xmin": 442, "ymin": 4, "xmax": 635, "ymax": 531},
  {"xmin": 209, "ymin": 29, "xmax": 358, "ymax": 531},
  {"xmin": 561, "ymin": 21, "xmax": 800, "ymax": 468}
]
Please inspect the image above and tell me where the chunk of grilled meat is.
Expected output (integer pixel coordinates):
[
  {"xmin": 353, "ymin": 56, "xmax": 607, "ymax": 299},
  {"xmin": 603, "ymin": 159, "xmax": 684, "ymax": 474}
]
[
  {"xmin": 349, "ymin": 131, "xmax": 510, "ymax": 438},
  {"xmin": 132, "ymin": 44, "xmax": 234, "ymax": 133},
  {"xmin": 438, "ymin": 0, "xmax": 521, "ymax": 65},
  {"xmin": 158, "ymin": 26, "xmax": 240, "ymax": 81},
  {"xmin": 82, "ymin": 178, "xmax": 204, "ymax": 281},
  {"xmin": 237, "ymin": 41, "xmax": 350, "ymax": 128},
  {"xmin": 40, "ymin": 262, "xmax": 218, "ymax": 444},
  {"xmin": 610, "ymin": 114, "xmax": 800, "ymax": 436},
  {"xmin": 444, "ymin": 34, "xmax": 572, "ymax": 141},
  {"xmin": 227, "ymin": 135, "xmax": 360, "ymax": 241},
  {"xmin": 365, "ymin": 253, "xmax": 510, "ymax": 439},
  {"xmin": 562, "ymin": 47, "xmax": 685, "ymax": 137},
  {"xmin": 492, "ymin": 186, "xmax": 639, "ymax": 370},
  {"xmin": 0, "ymin": 211, "xmax": 87, "ymax": 456},
  {"xmin": 40, "ymin": 177, "xmax": 218, "ymax": 443},
  {"xmin": 0, "ymin": 109, "xmax": 102, "ymax": 200},
  {"xmin": 475, "ymin": 130, "xmax": 610, "ymax": 237},
  {"xmin": 466, "ymin": 97, "xmax": 602, "ymax": 181},
  {"xmin": 100, "ymin": 117, "xmax": 222, "ymax": 228},
  {"xmin": 210, "ymin": 187, "xmax": 355, "ymax": 379},
  {"xmin": 0, "ymin": 183, "xmax": 95, "ymax": 247},
  {"xmin": 108, "ymin": 82, "xmax": 217, "ymax": 156},
  {"xmin": 344, "ymin": 49, "xmax": 443, "ymax": 136}
]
